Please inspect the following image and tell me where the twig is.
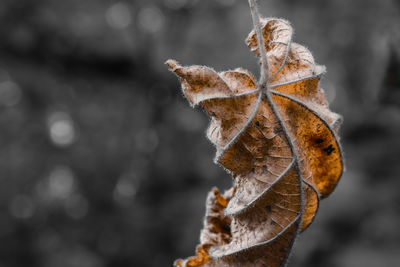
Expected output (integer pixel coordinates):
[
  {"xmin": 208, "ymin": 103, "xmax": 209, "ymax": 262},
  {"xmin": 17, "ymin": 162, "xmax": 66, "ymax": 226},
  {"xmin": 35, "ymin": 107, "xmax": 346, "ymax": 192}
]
[{"xmin": 248, "ymin": 0, "xmax": 269, "ymax": 88}]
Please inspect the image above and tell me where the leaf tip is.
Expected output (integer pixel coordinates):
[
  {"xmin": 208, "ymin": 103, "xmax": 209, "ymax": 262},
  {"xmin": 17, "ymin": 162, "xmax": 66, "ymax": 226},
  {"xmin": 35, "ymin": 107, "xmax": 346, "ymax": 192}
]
[
  {"xmin": 165, "ymin": 59, "xmax": 180, "ymax": 71},
  {"xmin": 173, "ymin": 259, "xmax": 183, "ymax": 267},
  {"xmin": 315, "ymin": 65, "xmax": 327, "ymax": 76}
]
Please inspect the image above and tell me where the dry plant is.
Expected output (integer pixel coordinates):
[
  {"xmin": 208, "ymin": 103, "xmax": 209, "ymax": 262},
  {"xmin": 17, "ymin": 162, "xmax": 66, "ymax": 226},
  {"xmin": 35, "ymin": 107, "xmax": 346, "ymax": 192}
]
[{"xmin": 166, "ymin": 0, "xmax": 343, "ymax": 266}]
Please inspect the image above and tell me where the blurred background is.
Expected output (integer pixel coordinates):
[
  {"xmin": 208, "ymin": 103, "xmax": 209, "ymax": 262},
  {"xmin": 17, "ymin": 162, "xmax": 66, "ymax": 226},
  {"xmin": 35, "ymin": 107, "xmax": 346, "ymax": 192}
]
[{"xmin": 0, "ymin": 0, "xmax": 399, "ymax": 266}]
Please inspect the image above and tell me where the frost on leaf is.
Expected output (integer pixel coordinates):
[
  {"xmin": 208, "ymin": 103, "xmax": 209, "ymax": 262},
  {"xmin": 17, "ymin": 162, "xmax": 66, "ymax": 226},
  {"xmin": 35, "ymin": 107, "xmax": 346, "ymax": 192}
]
[{"xmin": 167, "ymin": 18, "xmax": 343, "ymax": 267}]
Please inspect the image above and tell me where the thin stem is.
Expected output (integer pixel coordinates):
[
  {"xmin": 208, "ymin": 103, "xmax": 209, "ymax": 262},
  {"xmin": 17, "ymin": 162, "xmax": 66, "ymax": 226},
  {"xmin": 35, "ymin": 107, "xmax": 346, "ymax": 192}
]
[{"xmin": 248, "ymin": 0, "xmax": 269, "ymax": 87}]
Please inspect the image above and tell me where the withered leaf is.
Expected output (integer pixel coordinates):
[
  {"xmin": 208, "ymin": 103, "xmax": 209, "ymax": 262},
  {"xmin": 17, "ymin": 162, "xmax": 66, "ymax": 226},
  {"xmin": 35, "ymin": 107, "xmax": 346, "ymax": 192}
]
[{"xmin": 167, "ymin": 17, "xmax": 343, "ymax": 267}]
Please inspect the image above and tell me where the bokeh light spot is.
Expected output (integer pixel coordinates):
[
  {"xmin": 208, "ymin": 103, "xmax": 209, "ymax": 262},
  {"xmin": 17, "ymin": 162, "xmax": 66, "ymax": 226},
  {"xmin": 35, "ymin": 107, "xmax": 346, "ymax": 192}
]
[
  {"xmin": 0, "ymin": 81, "xmax": 22, "ymax": 107},
  {"xmin": 48, "ymin": 165, "xmax": 75, "ymax": 199},
  {"xmin": 138, "ymin": 6, "xmax": 164, "ymax": 34},
  {"xmin": 105, "ymin": 2, "xmax": 132, "ymax": 29},
  {"xmin": 48, "ymin": 111, "xmax": 76, "ymax": 147},
  {"xmin": 113, "ymin": 174, "xmax": 138, "ymax": 206}
]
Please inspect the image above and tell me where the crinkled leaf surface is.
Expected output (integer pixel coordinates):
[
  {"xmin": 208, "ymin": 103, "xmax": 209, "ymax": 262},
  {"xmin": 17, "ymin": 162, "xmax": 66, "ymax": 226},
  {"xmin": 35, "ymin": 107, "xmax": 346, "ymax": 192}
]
[{"xmin": 167, "ymin": 18, "xmax": 343, "ymax": 267}]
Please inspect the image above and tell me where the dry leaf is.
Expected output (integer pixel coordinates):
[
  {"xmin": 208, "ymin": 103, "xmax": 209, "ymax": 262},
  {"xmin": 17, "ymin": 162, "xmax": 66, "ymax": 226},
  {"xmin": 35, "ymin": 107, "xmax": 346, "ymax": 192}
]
[{"xmin": 167, "ymin": 17, "xmax": 343, "ymax": 267}]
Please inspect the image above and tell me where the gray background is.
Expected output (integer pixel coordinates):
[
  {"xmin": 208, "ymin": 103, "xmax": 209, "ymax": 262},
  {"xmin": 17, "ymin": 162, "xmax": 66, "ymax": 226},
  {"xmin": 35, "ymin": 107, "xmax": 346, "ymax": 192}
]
[{"xmin": 0, "ymin": 0, "xmax": 399, "ymax": 266}]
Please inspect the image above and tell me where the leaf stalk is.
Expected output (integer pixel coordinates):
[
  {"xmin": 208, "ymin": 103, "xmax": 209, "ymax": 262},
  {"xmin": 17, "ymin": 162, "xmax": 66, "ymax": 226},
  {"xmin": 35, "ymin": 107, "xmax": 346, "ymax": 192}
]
[{"xmin": 248, "ymin": 0, "xmax": 269, "ymax": 88}]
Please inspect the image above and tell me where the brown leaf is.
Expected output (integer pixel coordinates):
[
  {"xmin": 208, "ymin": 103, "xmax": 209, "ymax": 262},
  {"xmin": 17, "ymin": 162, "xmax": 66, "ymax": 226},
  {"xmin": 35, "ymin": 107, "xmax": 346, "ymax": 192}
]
[
  {"xmin": 167, "ymin": 17, "xmax": 343, "ymax": 267},
  {"xmin": 174, "ymin": 188, "xmax": 235, "ymax": 267}
]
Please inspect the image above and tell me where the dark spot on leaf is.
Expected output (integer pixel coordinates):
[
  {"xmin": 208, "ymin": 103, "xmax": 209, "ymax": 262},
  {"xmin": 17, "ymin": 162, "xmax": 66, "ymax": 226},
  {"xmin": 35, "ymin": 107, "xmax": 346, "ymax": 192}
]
[
  {"xmin": 222, "ymin": 224, "xmax": 231, "ymax": 234},
  {"xmin": 265, "ymin": 205, "xmax": 271, "ymax": 212},
  {"xmin": 255, "ymin": 121, "xmax": 260, "ymax": 127},
  {"xmin": 323, "ymin": 144, "xmax": 335, "ymax": 155},
  {"xmin": 262, "ymin": 165, "xmax": 268, "ymax": 174},
  {"xmin": 315, "ymin": 138, "xmax": 324, "ymax": 144},
  {"xmin": 273, "ymin": 126, "xmax": 283, "ymax": 135}
]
